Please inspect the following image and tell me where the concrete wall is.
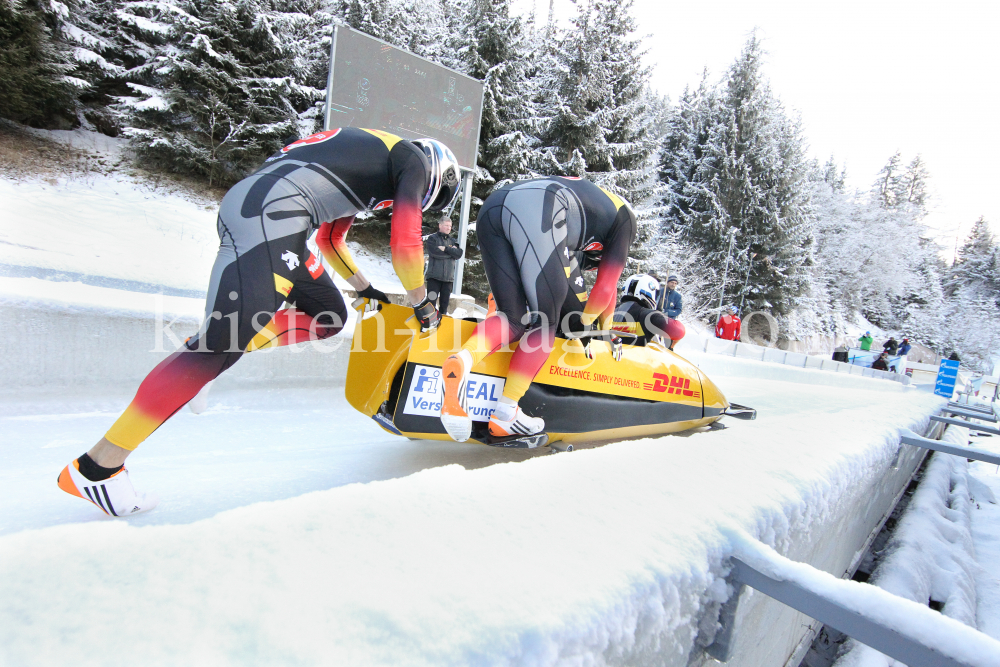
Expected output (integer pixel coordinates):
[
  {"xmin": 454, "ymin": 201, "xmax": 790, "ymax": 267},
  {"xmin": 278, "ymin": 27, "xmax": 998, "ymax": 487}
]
[{"xmin": 1, "ymin": 301, "xmax": 352, "ymax": 399}]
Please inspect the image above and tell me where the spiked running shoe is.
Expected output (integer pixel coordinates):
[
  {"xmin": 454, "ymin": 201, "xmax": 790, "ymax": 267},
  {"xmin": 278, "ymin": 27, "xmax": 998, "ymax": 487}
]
[
  {"xmin": 57, "ymin": 460, "xmax": 158, "ymax": 517},
  {"xmin": 440, "ymin": 354, "xmax": 472, "ymax": 442},
  {"xmin": 488, "ymin": 405, "xmax": 545, "ymax": 438}
]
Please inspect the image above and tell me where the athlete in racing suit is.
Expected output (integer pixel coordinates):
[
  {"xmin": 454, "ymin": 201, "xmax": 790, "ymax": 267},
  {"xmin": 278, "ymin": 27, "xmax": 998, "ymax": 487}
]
[
  {"xmin": 611, "ymin": 277, "xmax": 670, "ymax": 347},
  {"xmin": 439, "ymin": 177, "xmax": 637, "ymax": 441},
  {"xmin": 57, "ymin": 127, "xmax": 460, "ymax": 516}
]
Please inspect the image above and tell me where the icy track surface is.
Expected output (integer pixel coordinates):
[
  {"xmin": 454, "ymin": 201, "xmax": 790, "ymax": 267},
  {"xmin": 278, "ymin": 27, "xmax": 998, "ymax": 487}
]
[{"xmin": 0, "ymin": 361, "xmax": 944, "ymax": 666}]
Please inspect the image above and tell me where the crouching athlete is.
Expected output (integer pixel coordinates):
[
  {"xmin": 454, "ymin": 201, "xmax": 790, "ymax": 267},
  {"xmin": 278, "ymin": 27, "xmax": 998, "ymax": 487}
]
[
  {"xmin": 610, "ymin": 274, "xmax": 671, "ymax": 346},
  {"xmin": 57, "ymin": 127, "xmax": 461, "ymax": 516},
  {"xmin": 438, "ymin": 177, "xmax": 637, "ymax": 442}
]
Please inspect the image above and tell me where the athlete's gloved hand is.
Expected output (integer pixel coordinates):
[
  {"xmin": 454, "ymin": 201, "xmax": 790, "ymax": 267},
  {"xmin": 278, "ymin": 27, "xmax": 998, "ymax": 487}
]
[
  {"xmin": 413, "ymin": 297, "xmax": 439, "ymax": 332},
  {"xmin": 563, "ymin": 311, "xmax": 591, "ymax": 336},
  {"xmin": 358, "ymin": 284, "xmax": 390, "ymax": 304}
]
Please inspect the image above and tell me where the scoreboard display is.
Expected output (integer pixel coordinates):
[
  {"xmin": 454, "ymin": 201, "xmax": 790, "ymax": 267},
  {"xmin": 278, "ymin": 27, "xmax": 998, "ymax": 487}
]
[{"xmin": 324, "ymin": 25, "xmax": 484, "ymax": 170}]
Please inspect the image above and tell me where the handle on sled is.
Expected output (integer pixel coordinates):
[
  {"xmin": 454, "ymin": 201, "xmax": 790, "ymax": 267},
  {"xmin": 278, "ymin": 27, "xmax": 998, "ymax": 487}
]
[
  {"xmin": 565, "ymin": 329, "xmax": 634, "ymax": 362},
  {"xmin": 724, "ymin": 403, "xmax": 757, "ymax": 420},
  {"xmin": 564, "ymin": 329, "xmax": 639, "ymax": 342},
  {"xmin": 352, "ymin": 296, "xmax": 384, "ymax": 313}
]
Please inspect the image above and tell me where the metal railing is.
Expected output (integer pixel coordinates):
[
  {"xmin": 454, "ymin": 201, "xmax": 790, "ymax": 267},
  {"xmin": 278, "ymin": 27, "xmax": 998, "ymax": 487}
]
[{"xmin": 703, "ymin": 407, "xmax": 1000, "ymax": 666}]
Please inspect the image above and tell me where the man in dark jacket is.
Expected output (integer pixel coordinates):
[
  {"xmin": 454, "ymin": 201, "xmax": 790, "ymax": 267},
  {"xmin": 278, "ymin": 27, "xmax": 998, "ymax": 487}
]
[
  {"xmin": 871, "ymin": 352, "xmax": 890, "ymax": 371},
  {"xmin": 424, "ymin": 217, "xmax": 463, "ymax": 315},
  {"xmin": 883, "ymin": 336, "xmax": 899, "ymax": 355},
  {"xmin": 656, "ymin": 274, "xmax": 683, "ymax": 319}
]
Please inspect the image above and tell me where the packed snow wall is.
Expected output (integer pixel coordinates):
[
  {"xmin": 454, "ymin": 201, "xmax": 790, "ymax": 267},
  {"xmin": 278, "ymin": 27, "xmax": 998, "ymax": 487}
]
[{"xmin": 1, "ymin": 278, "xmax": 352, "ymax": 397}]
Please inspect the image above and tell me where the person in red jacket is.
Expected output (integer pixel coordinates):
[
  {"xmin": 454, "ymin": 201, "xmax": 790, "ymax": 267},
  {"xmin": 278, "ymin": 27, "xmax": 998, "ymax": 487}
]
[{"xmin": 715, "ymin": 305, "xmax": 742, "ymax": 341}]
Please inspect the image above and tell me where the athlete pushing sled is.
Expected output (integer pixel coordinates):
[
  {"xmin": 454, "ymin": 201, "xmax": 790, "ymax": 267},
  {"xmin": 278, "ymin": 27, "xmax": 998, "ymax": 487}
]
[
  {"xmin": 57, "ymin": 128, "xmax": 462, "ymax": 517},
  {"xmin": 438, "ymin": 177, "xmax": 637, "ymax": 442}
]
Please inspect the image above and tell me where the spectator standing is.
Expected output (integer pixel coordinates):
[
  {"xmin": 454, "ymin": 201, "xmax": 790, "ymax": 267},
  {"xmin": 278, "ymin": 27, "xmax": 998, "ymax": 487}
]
[
  {"xmin": 656, "ymin": 274, "xmax": 683, "ymax": 319},
  {"xmin": 883, "ymin": 336, "xmax": 899, "ymax": 355},
  {"xmin": 858, "ymin": 331, "xmax": 873, "ymax": 351},
  {"xmin": 715, "ymin": 305, "xmax": 742, "ymax": 341},
  {"xmin": 424, "ymin": 217, "xmax": 463, "ymax": 316},
  {"xmin": 898, "ymin": 338, "xmax": 912, "ymax": 356},
  {"xmin": 832, "ymin": 345, "xmax": 849, "ymax": 362}
]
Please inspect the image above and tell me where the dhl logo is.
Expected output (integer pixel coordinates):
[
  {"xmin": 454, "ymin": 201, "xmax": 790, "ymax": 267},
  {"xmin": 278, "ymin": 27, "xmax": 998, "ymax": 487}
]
[{"xmin": 644, "ymin": 373, "xmax": 700, "ymax": 398}]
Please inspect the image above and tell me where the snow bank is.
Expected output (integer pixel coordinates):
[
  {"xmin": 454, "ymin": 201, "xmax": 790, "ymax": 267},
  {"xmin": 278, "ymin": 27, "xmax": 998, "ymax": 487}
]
[
  {"xmin": 732, "ymin": 532, "xmax": 1000, "ymax": 667},
  {"xmin": 0, "ymin": 171, "xmax": 219, "ymax": 293},
  {"xmin": 0, "ymin": 378, "xmax": 945, "ymax": 666},
  {"xmin": 0, "ymin": 161, "xmax": 404, "ymax": 296},
  {"xmin": 829, "ymin": 425, "xmax": 1000, "ymax": 665},
  {"xmin": 968, "ymin": 431, "xmax": 1000, "ymax": 641}
]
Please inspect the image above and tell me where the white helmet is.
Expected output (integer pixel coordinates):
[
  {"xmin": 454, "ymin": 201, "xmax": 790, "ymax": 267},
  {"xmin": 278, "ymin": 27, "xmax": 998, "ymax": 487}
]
[
  {"xmin": 622, "ymin": 274, "xmax": 659, "ymax": 309},
  {"xmin": 411, "ymin": 138, "xmax": 461, "ymax": 213}
]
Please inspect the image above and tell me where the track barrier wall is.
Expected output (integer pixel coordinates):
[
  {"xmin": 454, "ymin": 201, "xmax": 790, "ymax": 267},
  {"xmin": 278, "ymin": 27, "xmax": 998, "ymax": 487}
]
[
  {"xmin": 0, "ymin": 295, "xmax": 353, "ymax": 398},
  {"xmin": 691, "ymin": 419, "xmax": 936, "ymax": 667},
  {"xmin": 698, "ymin": 335, "xmax": 910, "ymax": 385}
]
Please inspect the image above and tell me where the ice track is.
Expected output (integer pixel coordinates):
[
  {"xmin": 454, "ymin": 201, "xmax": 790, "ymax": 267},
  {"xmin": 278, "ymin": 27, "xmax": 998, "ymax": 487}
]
[{"xmin": 0, "ymin": 388, "xmax": 550, "ymax": 536}]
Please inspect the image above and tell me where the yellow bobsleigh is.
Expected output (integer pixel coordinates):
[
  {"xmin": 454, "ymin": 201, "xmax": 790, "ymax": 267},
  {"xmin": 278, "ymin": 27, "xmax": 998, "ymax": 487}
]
[{"xmin": 345, "ymin": 303, "xmax": 753, "ymax": 448}]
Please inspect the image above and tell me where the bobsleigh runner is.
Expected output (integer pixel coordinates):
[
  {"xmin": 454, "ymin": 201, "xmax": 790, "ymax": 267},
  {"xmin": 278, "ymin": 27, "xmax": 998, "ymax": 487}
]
[{"xmin": 345, "ymin": 303, "xmax": 756, "ymax": 450}]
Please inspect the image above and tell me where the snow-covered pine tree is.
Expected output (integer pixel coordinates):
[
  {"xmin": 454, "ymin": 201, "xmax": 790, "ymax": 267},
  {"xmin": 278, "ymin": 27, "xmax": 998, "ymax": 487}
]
[
  {"xmin": 874, "ymin": 150, "xmax": 903, "ymax": 209},
  {"xmin": 900, "ymin": 154, "xmax": 929, "ymax": 212},
  {"xmin": 0, "ymin": 0, "xmax": 80, "ymax": 127},
  {"xmin": 541, "ymin": 0, "xmax": 658, "ymax": 203},
  {"xmin": 896, "ymin": 254, "xmax": 947, "ymax": 351},
  {"xmin": 656, "ymin": 73, "xmax": 721, "ymax": 295},
  {"xmin": 947, "ymin": 216, "xmax": 1000, "ymax": 302},
  {"xmin": 660, "ymin": 35, "xmax": 812, "ymax": 317},
  {"xmin": 55, "ymin": 0, "xmax": 138, "ymax": 133},
  {"xmin": 462, "ymin": 0, "xmax": 538, "ymax": 191},
  {"xmin": 123, "ymin": 0, "xmax": 322, "ymax": 186},
  {"xmin": 334, "ymin": 0, "xmax": 402, "ymax": 45}
]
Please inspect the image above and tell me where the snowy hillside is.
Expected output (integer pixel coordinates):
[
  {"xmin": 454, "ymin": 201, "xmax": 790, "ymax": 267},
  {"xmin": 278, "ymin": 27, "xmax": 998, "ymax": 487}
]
[{"xmin": 0, "ymin": 129, "xmax": 405, "ymax": 297}]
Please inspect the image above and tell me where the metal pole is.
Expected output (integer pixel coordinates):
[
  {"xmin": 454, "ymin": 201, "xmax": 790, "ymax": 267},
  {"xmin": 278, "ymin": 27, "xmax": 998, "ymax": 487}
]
[
  {"xmin": 452, "ymin": 170, "xmax": 474, "ymax": 295},
  {"xmin": 323, "ymin": 24, "xmax": 339, "ymax": 131},
  {"xmin": 717, "ymin": 228, "xmax": 737, "ymax": 311},
  {"xmin": 739, "ymin": 251, "xmax": 755, "ymax": 313}
]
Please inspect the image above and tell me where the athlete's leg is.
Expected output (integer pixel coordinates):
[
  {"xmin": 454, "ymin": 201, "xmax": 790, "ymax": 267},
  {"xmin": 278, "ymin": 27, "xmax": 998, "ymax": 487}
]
[
  {"xmin": 493, "ymin": 184, "xmax": 572, "ymax": 407},
  {"xmin": 87, "ymin": 178, "xmax": 314, "ymax": 465},
  {"xmin": 485, "ymin": 185, "xmax": 576, "ymax": 437},
  {"xmin": 455, "ymin": 202, "xmax": 529, "ymax": 367},
  {"xmin": 440, "ymin": 202, "xmax": 527, "ymax": 440},
  {"xmin": 245, "ymin": 256, "xmax": 347, "ymax": 351}
]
